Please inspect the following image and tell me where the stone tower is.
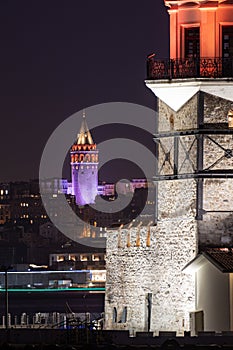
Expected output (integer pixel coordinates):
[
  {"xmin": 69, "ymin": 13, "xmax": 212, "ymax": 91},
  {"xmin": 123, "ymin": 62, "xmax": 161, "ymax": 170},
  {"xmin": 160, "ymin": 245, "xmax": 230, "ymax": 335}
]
[
  {"xmin": 104, "ymin": 0, "xmax": 233, "ymax": 334},
  {"xmin": 70, "ymin": 112, "xmax": 99, "ymax": 206}
]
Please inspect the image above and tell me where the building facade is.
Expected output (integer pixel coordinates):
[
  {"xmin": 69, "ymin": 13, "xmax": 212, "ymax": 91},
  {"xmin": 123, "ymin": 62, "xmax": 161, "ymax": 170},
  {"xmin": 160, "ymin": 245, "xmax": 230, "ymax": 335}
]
[
  {"xmin": 184, "ymin": 248, "xmax": 233, "ymax": 334},
  {"xmin": 104, "ymin": 0, "xmax": 233, "ymax": 334}
]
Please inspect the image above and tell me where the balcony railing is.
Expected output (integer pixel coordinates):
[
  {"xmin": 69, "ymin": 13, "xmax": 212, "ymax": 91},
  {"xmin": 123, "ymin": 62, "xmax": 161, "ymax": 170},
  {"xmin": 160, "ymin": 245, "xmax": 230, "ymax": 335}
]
[{"xmin": 146, "ymin": 57, "xmax": 233, "ymax": 80}]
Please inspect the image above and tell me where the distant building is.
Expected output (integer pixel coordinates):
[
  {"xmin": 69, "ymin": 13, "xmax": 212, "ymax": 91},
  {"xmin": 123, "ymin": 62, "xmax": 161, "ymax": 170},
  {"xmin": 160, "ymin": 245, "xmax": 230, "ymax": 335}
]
[
  {"xmin": 70, "ymin": 112, "xmax": 99, "ymax": 206},
  {"xmin": 40, "ymin": 178, "xmax": 69, "ymax": 195},
  {"xmin": 0, "ymin": 203, "xmax": 10, "ymax": 224},
  {"xmin": 0, "ymin": 270, "xmax": 90, "ymax": 289},
  {"xmin": 49, "ymin": 249, "xmax": 106, "ymax": 271},
  {"xmin": 97, "ymin": 183, "xmax": 115, "ymax": 197}
]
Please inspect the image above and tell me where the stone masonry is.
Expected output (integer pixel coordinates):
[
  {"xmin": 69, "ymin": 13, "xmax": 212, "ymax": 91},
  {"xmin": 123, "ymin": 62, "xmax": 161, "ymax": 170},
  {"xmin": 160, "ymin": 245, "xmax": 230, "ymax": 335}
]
[
  {"xmin": 105, "ymin": 223, "xmax": 196, "ymax": 333},
  {"xmin": 105, "ymin": 90, "xmax": 233, "ymax": 333}
]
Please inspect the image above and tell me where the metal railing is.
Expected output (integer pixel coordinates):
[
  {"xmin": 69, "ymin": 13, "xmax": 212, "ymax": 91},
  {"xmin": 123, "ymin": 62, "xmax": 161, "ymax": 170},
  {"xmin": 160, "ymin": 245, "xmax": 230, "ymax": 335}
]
[{"xmin": 146, "ymin": 56, "xmax": 233, "ymax": 80}]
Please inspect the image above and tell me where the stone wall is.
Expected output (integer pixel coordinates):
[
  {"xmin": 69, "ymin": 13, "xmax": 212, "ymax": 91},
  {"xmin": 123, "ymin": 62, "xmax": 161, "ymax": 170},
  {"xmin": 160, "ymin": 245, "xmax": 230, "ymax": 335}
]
[
  {"xmin": 151, "ymin": 219, "xmax": 197, "ymax": 333},
  {"xmin": 159, "ymin": 95, "xmax": 198, "ymax": 132},
  {"xmin": 104, "ymin": 90, "xmax": 233, "ymax": 334},
  {"xmin": 105, "ymin": 96, "xmax": 199, "ymax": 334},
  {"xmin": 104, "ymin": 222, "xmax": 197, "ymax": 334},
  {"xmin": 200, "ymin": 93, "xmax": 233, "ymax": 245},
  {"xmin": 159, "ymin": 92, "xmax": 233, "ymax": 246},
  {"xmin": 104, "ymin": 227, "xmax": 157, "ymax": 332},
  {"xmin": 158, "ymin": 179, "xmax": 196, "ymax": 220},
  {"xmin": 204, "ymin": 93, "xmax": 232, "ymax": 124},
  {"xmin": 203, "ymin": 135, "xmax": 233, "ymax": 170},
  {"xmin": 158, "ymin": 96, "xmax": 198, "ymax": 177}
]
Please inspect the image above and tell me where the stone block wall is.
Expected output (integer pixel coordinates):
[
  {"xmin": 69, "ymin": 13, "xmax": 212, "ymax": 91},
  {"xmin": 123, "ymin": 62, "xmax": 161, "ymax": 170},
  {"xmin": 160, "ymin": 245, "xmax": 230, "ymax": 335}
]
[
  {"xmin": 104, "ymin": 222, "xmax": 197, "ymax": 334},
  {"xmin": 200, "ymin": 93, "xmax": 233, "ymax": 245},
  {"xmin": 204, "ymin": 93, "xmax": 232, "ymax": 124},
  {"xmin": 158, "ymin": 179, "xmax": 196, "ymax": 220},
  {"xmin": 105, "ymin": 227, "xmax": 157, "ymax": 332},
  {"xmin": 104, "ymin": 89, "xmax": 233, "ymax": 334},
  {"xmin": 151, "ymin": 218, "xmax": 197, "ymax": 332},
  {"xmin": 159, "ymin": 92, "xmax": 233, "ymax": 246},
  {"xmin": 158, "ymin": 96, "xmax": 198, "ymax": 177},
  {"xmin": 159, "ymin": 95, "xmax": 198, "ymax": 132}
]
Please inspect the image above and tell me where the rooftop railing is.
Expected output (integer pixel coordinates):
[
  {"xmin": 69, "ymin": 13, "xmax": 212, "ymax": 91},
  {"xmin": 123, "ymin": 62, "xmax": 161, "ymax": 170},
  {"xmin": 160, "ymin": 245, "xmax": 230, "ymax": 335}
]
[{"xmin": 146, "ymin": 56, "xmax": 233, "ymax": 80}]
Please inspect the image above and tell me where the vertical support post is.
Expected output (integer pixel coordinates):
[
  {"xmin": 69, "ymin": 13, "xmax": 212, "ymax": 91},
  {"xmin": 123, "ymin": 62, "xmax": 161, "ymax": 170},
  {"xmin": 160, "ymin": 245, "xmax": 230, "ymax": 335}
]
[
  {"xmin": 154, "ymin": 98, "xmax": 159, "ymax": 223},
  {"xmin": 196, "ymin": 92, "xmax": 204, "ymax": 220},
  {"xmin": 174, "ymin": 136, "xmax": 179, "ymax": 176},
  {"xmin": 4, "ymin": 269, "xmax": 8, "ymax": 330},
  {"xmin": 170, "ymin": 59, "xmax": 174, "ymax": 79}
]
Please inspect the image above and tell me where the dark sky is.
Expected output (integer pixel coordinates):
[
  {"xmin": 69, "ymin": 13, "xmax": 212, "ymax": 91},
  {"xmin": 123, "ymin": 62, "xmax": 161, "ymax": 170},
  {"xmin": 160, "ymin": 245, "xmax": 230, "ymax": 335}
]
[{"xmin": 0, "ymin": 0, "xmax": 169, "ymax": 182}]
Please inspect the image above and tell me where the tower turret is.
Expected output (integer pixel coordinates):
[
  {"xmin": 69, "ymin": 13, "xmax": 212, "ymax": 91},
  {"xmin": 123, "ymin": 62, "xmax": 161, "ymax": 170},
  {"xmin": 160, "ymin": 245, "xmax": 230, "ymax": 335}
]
[{"xmin": 70, "ymin": 112, "xmax": 99, "ymax": 206}]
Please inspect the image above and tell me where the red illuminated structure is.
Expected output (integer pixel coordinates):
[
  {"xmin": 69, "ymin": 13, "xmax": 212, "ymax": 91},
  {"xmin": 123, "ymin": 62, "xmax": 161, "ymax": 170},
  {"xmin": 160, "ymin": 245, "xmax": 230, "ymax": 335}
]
[{"xmin": 147, "ymin": 0, "xmax": 233, "ymax": 79}]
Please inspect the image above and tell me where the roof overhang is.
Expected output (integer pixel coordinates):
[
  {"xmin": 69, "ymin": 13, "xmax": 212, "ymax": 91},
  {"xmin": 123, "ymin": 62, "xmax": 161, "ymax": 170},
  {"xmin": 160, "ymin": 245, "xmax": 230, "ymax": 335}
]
[
  {"xmin": 145, "ymin": 79, "xmax": 233, "ymax": 112},
  {"xmin": 182, "ymin": 254, "xmax": 208, "ymax": 274}
]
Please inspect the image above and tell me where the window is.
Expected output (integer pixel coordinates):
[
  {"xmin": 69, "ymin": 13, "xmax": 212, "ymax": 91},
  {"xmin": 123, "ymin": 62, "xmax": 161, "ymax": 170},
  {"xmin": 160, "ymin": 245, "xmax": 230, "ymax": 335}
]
[
  {"xmin": 121, "ymin": 307, "xmax": 127, "ymax": 323},
  {"xmin": 185, "ymin": 27, "xmax": 200, "ymax": 58},
  {"xmin": 92, "ymin": 254, "xmax": 100, "ymax": 261},
  {"xmin": 113, "ymin": 307, "xmax": 117, "ymax": 323},
  {"xmin": 80, "ymin": 255, "xmax": 89, "ymax": 261},
  {"xmin": 222, "ymin": 26, "xmax": 233, "ymax": 58}
]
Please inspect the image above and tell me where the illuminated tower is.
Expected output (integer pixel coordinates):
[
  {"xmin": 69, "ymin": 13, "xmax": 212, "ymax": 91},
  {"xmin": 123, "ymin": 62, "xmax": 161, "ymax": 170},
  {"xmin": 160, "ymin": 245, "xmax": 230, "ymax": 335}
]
[
  {"xmin": 70, "ymin": 112, "xmax": 99, "ymax": 206},
  {"xmin": 105, "ymin": 0, "xmax": 233, "ymax": 334}
]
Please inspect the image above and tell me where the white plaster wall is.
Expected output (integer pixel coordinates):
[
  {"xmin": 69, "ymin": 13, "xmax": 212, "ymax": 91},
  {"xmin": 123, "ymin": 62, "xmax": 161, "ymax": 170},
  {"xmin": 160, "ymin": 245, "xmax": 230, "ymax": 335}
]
[{"xmin": 196, "ymin": 261, "xmax": 230, "ymax": 332}]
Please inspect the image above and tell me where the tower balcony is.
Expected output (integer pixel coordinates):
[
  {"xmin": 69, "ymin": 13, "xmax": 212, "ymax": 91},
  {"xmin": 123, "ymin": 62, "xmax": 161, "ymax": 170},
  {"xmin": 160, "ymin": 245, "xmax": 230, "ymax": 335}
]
[{"xmin": 147, "ymin": 56, "xmax": 233, "ymax": 81}]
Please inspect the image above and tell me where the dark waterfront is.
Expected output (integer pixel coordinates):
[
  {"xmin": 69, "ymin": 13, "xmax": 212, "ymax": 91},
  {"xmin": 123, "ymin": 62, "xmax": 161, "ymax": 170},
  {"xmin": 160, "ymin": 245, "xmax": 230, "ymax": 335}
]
[
  {"xmin": 0, "ymin": 292, "xmax": 232, "ymax": 349},
  {"xmin": 0, "ymin": 330, "xmax": 233, "ymax": 349},
  {"xmin": 0, "ymin": 291, "xmax": 104, "ymax": 323}
]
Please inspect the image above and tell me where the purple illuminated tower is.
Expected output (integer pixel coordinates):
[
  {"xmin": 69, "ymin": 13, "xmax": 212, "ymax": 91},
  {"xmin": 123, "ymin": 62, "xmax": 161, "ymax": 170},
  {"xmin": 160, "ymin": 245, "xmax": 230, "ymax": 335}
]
[{"xmin": 70, "ymin": 112, "xmax": 99, "ymax": 206}]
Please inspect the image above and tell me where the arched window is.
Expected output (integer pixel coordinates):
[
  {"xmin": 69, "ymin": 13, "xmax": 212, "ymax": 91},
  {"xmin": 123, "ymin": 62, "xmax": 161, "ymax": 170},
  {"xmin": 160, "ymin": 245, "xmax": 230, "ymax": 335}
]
[
  {"xmin": 121, "ymin": 307, "xmax": 127, "ymax": 323},
  {"xmin": 85, "ymin": 154, "xmax": 90, "ymax": 162},
  {"xmin": 113, "ymin": 307, "xmax": 117, "ymax": 323}
]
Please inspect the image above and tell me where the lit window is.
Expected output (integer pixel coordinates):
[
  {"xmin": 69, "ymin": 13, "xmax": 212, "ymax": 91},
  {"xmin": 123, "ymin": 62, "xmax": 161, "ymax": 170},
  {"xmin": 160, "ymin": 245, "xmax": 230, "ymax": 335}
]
[
  {"xmin": 92, "ymin": 255, "xmax": 100, "ymax": 261},
  {"xmin": 80, "ymin": 255, "xmax": 89, "ymax": 261},
  {"xmin": 57, "ymin": 256, "xmax": 64, "ymax": 262},
  {"xmin": 69, "ymin": 255, "xmax": 76, "ymax": 261}
]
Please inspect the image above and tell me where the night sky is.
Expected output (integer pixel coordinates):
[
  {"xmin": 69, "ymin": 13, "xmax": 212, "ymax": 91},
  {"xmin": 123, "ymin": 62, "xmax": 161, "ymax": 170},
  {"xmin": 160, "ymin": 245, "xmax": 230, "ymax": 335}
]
[{"xmin": 0, "ymin": 0, "xmax": 169, "ymax": 182}]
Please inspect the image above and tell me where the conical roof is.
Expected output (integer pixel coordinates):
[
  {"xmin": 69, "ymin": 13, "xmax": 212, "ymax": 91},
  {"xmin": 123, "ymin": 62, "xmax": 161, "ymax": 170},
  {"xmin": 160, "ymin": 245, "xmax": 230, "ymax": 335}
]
[{"xmin": 77, "ymin": 111, "xmax": 94, "ymax": 145}]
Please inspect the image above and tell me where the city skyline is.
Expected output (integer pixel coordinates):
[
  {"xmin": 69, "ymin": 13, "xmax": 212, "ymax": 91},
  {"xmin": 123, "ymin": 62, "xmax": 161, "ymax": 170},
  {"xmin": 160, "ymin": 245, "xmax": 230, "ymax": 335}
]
[{"xmin": 0, "ymin": 0, "xmax": 169, "ymax": 182}]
